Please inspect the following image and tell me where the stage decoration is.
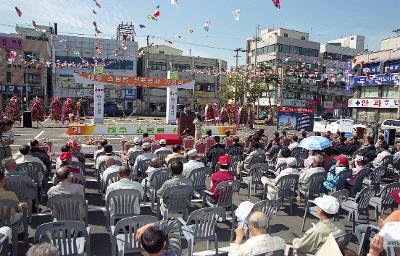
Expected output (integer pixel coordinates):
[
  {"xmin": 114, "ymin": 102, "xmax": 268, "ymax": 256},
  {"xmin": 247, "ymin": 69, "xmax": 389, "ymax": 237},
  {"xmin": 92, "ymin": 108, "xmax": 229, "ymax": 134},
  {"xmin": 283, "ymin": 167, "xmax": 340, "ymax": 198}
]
[
  {"xmin": 153, "ymin": 5, "xmax": 160, "ymax": 18},
  {"xmin": 212, "ymin": 103, "xmax": 220, "ymax": 124},
  {"xmin": 61, "ymin": 98, "xmax": 74, "ymax": 125},
  {"xmin": 66, "ymin": 139, "xmax": 81, "ymax": 152},
  {"xmin": 204, "ymin": 104, "xmax": 214, "ymax": 122},
  {"xmin": 220, "ymin": 107, "xmax": 229, "ymax": 124},
  {"xmin": 6, "ymin": 96, "xmax": 21, "ymax": 122},
  {"xmin": 31, "ymin": 97, "xmax": 46, "ymax": 122},
  {"xmin": 49, "ymin": 96, "xmax": 62, "ymax": 121},
  {"xmin": 272, "ymin": 0, "xmax": 281, "ymax": 10}
]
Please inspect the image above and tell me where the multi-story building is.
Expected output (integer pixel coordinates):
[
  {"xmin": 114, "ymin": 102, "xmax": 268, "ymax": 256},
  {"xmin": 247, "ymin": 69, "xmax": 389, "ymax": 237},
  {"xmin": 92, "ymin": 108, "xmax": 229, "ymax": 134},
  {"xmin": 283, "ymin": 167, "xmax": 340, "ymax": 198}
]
[
  {"xmin": 0, "ymin": 25, "xmax": 51, "ymax": 110},
  {"xmin": 137, "ymin": 45, "xmax": 227, "ymax": 115},
  {"xmin": 381, "ymin": 35, "xmax": 400, "ymax": 51},
  {"xmin": 52, "ymin": 25, "xmax": 138, "ymax": 115},
  {"xmin": 349, "ymin": 49, "xmax": 400, "ymax": 122},
  {"xmin": 246, "ymin": 28, "xmax": 364, "ymax": 118}
]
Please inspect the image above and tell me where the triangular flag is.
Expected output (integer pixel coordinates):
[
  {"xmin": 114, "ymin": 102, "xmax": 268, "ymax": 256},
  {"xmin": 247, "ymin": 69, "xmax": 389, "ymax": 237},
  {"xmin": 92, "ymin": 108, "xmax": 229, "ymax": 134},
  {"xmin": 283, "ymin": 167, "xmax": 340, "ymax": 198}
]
[
  {"xmin": 272, "ymin": 0, "xmax": 281, "ymax": 10},
  {"xmin": 147, "ymin": 15, "xmax": 157, "ymax": 21},
  {"xmin": 233, "ymin": 9, "xmax": 240, "ymax": 21},
  {"xmin": 203, "ymin": 21, "xmax": 210, "ymax": 32},
  {"xmin": 171, "ymin": 0, "xmax": 178, "ymax": 7},
  {"xmin": 154, "ymin": 5, "xmax": 160, "ymax": 18},
  {"xmin": 15, "ymin": 7, "xmax": 22, "ymax": 17}
]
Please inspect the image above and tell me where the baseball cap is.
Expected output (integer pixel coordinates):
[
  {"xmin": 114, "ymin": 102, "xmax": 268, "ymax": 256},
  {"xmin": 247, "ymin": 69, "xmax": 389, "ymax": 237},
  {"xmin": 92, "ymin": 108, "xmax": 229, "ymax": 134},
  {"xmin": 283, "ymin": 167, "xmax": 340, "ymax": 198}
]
[
  {"xmin": 218, "ymin": 155, "xmax": 230, "ymax": 165},
  {"xmin": 160, "ymin": 139, "xmax": 167, "ymax": 145},
  {"xmin": 314, "ymin": 195, "xmax": 340, "ymax": 215},
  {"xmin": 142, "ymin": 142, "xmax": 151, "ymax": 149},
  {"xmin": 391, "ymin": 190, "xmax": 400, "ymax": 204},
  {"xmin": 286, "ymin": 157, "xmax": 297, "ymax": 167},
  {"xmin": 335, "ymin": 155, "xmax": 348, "ymax": 166},
  {"xmin": 133, "ymin": 137, "xmax": 141, "ymax": 145},
  {"xmin": 60, "ymin": 152, "xmax": 72, "ymax": 161},
  {"xmin": 186, "ymin": 149, "xmax": 197, "ymax": 157}
]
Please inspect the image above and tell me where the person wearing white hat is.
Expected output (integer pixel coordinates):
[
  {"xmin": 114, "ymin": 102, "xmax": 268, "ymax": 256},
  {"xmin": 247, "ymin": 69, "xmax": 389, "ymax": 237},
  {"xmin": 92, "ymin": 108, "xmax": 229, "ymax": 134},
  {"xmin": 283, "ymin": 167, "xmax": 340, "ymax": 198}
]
[
  {"xmin": 182, "ymin": 149, "xmax": 204, "ymax": 177},
  {"xmin": 132, "ymin": 142, "xmax": 156, "ymax": 177},
  {"xmin": 292, "ymin": 195, "xmax": 345, "ymax": 254},
  {"xmin": 154, "ymin": 139, "xmax": 172, "ymax": 155},
  {"xmin": 261, "ymin": 157, "xmax": 299, "ymax": 200},
  {"xmin": 126, "ymin": 137, "xmax": 143, "ymax": 159}
]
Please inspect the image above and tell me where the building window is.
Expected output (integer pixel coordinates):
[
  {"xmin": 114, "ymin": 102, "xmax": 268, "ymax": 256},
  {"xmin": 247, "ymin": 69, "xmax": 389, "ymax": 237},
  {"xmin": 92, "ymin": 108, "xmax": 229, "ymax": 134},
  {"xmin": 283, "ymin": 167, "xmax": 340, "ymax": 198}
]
[
  {"xmin": 301, "ymin": 36, "xmax": 306, "ymax": 40},
  {"xmin": 148, "ymin": 61, "xmax": 167, "ymax": 71},
  {"xmin": 172, "ymin": 64, "xmax": 190, "ymax": 71},
  {"xmin": 195, "ymin": 83, "xmax": 215, "ymax": 92},
  {"xmin": 284, "ymin": 33, "xmax": 288, "ymax": 38},
  {"xmin": 6, "ymin": 72, "xmax": 11, "ymax": 83},
  {"xmin": 24, "ymin": 73, "xmax": 41, "ymax": 84},
  {"xmin": 24, "ymin": 51, "xmax": 39, "ymax": 61}
]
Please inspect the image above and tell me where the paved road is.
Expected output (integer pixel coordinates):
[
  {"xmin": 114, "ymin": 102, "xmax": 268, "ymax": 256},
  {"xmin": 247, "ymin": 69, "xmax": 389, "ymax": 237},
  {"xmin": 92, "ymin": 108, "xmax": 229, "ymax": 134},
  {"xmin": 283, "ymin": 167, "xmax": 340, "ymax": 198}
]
[{"xmin": 9, "ymin": 119, "xmax": 364, "ymax": 255}]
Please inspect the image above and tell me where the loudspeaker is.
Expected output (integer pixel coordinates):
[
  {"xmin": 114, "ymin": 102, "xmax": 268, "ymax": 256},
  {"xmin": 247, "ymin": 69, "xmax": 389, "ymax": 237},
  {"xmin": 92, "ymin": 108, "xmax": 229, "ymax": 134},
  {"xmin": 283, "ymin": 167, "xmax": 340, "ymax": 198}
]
[
  {"xmin": 23, "ymin": 111, "xmax": 32, "ymax": 128},
  {"xmin": 384, "ymin": 128, "xmax": 396, "ymax": 146}
]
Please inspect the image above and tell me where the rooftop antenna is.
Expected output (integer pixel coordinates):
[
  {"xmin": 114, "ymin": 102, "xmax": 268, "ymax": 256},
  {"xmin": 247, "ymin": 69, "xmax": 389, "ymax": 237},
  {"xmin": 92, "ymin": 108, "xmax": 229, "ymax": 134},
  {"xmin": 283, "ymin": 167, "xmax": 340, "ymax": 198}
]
[{"xmin": 393, "ymin": 28, "xmax": 400, "ymax": 36}]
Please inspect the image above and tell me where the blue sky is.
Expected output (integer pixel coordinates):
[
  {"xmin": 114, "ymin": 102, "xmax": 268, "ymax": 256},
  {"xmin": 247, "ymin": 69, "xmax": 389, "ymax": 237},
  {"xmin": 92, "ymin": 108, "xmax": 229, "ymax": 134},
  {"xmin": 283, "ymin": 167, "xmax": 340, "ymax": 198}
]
[{"xmin": 2, "ymin": 0, "xmax": 400, "ymax": 66}]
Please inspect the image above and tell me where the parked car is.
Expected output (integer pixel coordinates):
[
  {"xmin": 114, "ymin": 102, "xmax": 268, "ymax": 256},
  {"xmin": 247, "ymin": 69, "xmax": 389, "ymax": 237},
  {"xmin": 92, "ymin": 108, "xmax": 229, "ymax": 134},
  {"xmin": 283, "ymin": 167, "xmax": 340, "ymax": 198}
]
[
  {"xmin": 104, "ymin": 103, "xmax": 124, "ymax": 117},
  {"xmin": 380, "ymin": 119, "xmax": 400, "ymax": 133}
]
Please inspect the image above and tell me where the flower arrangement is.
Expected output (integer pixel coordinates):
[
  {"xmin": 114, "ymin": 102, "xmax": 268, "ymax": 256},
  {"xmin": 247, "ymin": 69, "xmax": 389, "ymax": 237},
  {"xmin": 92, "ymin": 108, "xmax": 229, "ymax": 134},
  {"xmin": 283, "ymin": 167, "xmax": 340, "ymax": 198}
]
[
  {"xmin": 220, "ymin": 107, "xmax": 229, "ymax": 124},
  {"xmin": 228, "ymin": 104, "xmax": 236, "ymax": 125},
  {"xmin": 61, "ymin": 98, "xmax": 74, "ymax": 124},
  {"xmin": 84, "ymin": 137, "xmax": 102, "ymax": 145},
  {"xmin": 6, "ymin": 96, "xmax": 21, "ymax": 122},
  {"xmin": 49, "ymin": 96, "xmax": 62, "ymax": 121},
  {"xmin": 31, "ymin": 97, "xmax": 45, "ymax": 122},
  {"xmin": 204, "ymin": 104, "xmax": 214, "ymax": 121}
]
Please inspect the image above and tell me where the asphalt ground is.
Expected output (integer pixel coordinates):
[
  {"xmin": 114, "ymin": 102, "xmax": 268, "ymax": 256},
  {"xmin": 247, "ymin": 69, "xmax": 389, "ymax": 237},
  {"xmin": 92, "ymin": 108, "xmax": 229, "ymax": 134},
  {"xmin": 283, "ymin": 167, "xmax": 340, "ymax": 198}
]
[{"xmin": 8, "ymin": 117, "xmax": 378, "ymax": 255}]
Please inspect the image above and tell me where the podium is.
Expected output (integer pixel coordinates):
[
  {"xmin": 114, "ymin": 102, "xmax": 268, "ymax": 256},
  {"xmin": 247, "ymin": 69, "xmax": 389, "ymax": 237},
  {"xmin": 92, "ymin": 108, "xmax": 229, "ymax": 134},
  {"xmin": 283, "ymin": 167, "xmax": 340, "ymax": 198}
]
[{"xmin": 178, "ymin": 116, "xmax": 195, "ymax": 136}]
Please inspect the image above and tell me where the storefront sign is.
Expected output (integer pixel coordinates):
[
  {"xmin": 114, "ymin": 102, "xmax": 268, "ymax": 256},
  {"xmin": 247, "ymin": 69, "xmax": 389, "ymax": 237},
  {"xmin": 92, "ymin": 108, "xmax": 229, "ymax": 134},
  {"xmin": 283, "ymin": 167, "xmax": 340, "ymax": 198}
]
[
  {"xmin": 74, "ymin": 73, "xmax": 195, "ymax": 88},
  {"xmin": 124, "ymin": 88, "xmax": 137, "ymax": 99},
  {"xmin": 348, "ymin": 98, "xmax": 398, "ymax": 109},
  {"xmin": 277, "ymin": 106, "xmax": 316, "ymax": 114},
  {"xmin": 93, "ymin": 83, "xmax": 104, "ymax": 123},
  {"xmin": 93, "ymin": 66, "xmax": 104, "ymax": 75},
  {"xmin": 353, "ymin": 73, "xmax": 400, "ymax": 86},
  {"xmin": 0, "ymin": 85, "xmax": 44, "ymax": 95},
  {"xmin": 0, "ymin": 36, "xmax": 22, "ymax": 49},
  {"xmin": 281, "ymin": 99, "xmax": 319, "ymax": 108},
  {"xmin": 67, "ymin": 124, "xmax": 237, "ymax": 136},
  {"xmin": 334, "ymin": 101, "xmax": 348, "ymax": 109},
  {"xmin": 194, "ymin": 91, "xmax": 215, "ymax": 98}
]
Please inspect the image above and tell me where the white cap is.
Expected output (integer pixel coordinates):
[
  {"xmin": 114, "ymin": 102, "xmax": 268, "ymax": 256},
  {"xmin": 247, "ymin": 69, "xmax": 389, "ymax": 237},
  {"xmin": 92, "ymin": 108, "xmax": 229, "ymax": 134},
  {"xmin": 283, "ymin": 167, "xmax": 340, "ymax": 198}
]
[
  {"xmin": 314, "ymin": 195, "xmax": 340, "ymax": 215},
  {"xmin": 133, "ymin": 137, "xmax": 141, "ymax": 145},
  {"xmin": 235, "ymin": 201, "xmax": 255, "ymax": 222},
  {"xmin": 142, "ymin": 142, "xmax": 151, "ymax": 149},
  {"xmin": 286, "ymin": 157, "xmax": 297, "ymax": 167},
  {"xmin": 160, "ymin": 139, "xmax": 167, "ymax": 145},
  {"xmin": 186, "ymin": 149, "xmax": 197, "ymax": 157}
]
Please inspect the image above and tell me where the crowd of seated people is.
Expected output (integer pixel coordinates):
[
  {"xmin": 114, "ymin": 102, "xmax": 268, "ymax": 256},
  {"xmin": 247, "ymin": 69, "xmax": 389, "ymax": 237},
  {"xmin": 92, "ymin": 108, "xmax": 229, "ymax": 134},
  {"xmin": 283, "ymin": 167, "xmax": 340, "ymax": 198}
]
[{"xmin": 1, "ymin": 127, "xmax": 400, "ymax": 256}]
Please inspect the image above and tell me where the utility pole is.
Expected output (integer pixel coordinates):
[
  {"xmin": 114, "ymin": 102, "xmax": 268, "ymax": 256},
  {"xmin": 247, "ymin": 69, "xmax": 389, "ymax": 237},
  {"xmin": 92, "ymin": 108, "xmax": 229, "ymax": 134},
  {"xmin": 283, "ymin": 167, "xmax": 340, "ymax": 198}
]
[
  {"xmin": 234, "ymin": 48, "xmax": 246, "ymax": 101},
  {"xmin": 254, "ymin": 25, "xmax": 260, "ymax": 118}
]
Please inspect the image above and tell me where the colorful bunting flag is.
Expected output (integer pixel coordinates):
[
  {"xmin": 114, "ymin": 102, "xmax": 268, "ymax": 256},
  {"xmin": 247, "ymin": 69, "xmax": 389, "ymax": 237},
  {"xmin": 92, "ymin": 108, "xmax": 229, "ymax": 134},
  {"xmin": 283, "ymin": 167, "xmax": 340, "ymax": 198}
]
[
  {"xmin": 93, "ymin": 21, "xmax": 102, "ymax": 34},
  {"xmin": 233, "ymin": 9, "xmax": 240, "ymax": 21},
  {"xmin": 147, "ymin": 15, "xmax": 157, "ymax": 21},
  {"xmin": 121, "ymin": 40, "xmax": 127, "ymax": 50},
  {"xmin": 188, "ymin": 29, "xmax": 194, "ymax": 35},
  {"xmin": 139, "ymin": 24, "xmax": 146, "ymax": 29},
  {"xmin": 203, "ymin": 21, "xmax": 210, "ymax": 32},
  {"xmin": 92, "ymin": 10, "xmax": 97, "ymax": 14},
  {"xmin": 171, "ymin": 0, "xmax": 178, "ymax": 6},
  {"xmin": 154, "ymin": 5, "xmax": 160, "ymax": 18},
  {"xmin": 14, "ymin": 7, "xmax": 22, "ymax": 17},
  {"xmin": 272, "ymin": 0, "xmax": 281, "ymax": 10}
]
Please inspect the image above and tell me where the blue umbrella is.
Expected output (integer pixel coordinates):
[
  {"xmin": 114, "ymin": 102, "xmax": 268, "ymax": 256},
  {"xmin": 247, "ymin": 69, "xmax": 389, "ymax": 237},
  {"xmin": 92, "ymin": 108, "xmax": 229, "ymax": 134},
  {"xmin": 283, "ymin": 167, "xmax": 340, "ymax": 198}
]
[{"xmin": 299, "ymin": 136, "xmax": 332, "ymax": 151}]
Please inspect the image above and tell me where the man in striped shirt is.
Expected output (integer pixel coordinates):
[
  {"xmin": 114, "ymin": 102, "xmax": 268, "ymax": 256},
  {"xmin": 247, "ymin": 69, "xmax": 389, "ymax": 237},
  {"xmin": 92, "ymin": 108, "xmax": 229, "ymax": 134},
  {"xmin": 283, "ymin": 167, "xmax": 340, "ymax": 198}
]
[
  {"xmin": 136, "ymin": 219, "xmax": 181, "ymax": 256},
  {"xmin": 0, "ymin": 120, "xmax": 15, "ymax": 163}
]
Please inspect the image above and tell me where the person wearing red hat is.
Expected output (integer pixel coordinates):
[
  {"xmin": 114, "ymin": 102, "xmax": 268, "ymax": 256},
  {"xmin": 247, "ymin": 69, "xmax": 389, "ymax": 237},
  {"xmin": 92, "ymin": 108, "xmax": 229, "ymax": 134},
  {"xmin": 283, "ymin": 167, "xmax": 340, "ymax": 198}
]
[
  {"xmin": 208, "ymin": 154, "xmax": 235, "ymax": 201},
  {"xmin": 323, "ymin": 155, "xmax": 351, "ymax": 191}
]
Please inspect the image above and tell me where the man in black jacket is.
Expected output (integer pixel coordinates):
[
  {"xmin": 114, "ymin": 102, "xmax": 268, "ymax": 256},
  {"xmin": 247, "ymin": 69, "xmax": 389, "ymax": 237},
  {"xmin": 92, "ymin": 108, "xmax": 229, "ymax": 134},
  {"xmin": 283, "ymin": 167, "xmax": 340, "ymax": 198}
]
[{"xmin": 355, "ymin": 136, "xmax": 376, "ymax": 161}]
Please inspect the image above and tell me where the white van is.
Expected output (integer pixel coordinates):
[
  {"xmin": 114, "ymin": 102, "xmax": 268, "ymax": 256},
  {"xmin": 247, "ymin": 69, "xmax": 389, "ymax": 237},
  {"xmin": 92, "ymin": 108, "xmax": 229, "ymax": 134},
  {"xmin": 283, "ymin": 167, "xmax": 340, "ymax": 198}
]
[{"xmin": 381, "ymin": 119, "xmax": 400, "ymax": 133}]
